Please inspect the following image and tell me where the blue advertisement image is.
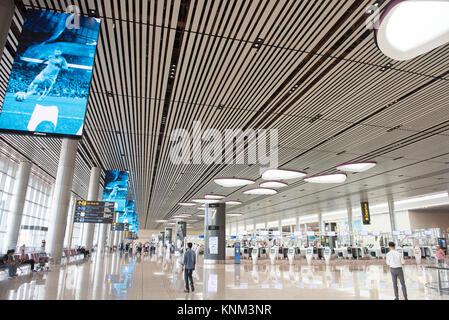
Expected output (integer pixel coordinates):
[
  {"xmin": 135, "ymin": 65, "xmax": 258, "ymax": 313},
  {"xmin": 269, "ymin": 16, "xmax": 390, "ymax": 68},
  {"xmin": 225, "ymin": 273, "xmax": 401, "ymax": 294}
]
[
  {"xmin": 102, "ymin": 171, "xmax": 129, "ymax": 212},
  {"xmin": 119, "ymin": 200, "xmax": 134, "ymax": 224},
  {"xmin": 0, "ymin": 9, "xmax": 101, "ymax": 137},
  {"xmin": 119, "ymin": 200, "xmax": 138, "ymax": 234}
]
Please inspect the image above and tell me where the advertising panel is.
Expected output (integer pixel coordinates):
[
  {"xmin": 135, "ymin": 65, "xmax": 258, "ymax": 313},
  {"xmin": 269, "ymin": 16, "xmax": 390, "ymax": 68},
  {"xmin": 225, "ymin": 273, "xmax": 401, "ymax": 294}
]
[
  {"xmin": 103, "ymin": 171, "xmax": 129, "ymax": 212},
  {"xmin": 0, "ymin": 9, "xmax": 100, "ymax": 137}
]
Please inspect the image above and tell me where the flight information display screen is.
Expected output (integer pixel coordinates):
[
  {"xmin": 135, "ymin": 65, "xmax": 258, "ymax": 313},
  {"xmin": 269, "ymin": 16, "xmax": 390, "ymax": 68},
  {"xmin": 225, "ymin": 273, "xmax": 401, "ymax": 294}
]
[
  {"xmin": 0, "ymin": 9, "xmax": 100, "ymax": 137},
  {"xmin": 103, "ymin": 171, "xmax": 129, "ymax": 212}
]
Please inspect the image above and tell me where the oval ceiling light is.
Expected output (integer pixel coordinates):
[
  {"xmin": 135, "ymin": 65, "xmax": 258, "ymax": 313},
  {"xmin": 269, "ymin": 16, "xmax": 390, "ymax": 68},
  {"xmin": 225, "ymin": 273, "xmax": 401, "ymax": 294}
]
[
  {"xmin": 191, "ymin": 198, "xmax": 220, "ymax": 204},
  {"xmin": 261, "ymin": 168, "xmax": 307, "ymax": 180},
  {"xmin": 205, "ymin": 194, "xmax": 226, "ymax": 200},
  {"xmin": 243, "ymin": 187, "xmax": 278, "ymax": 195},
  {"xmin": 213, "ymin": 177, "xmax": 255, "ymax": 187},
  {"xmin": 336, "ymin": 161, "xmax": 377, "ymax": 173},
  {"xmin": 375, "ymin": 0, "xmax": 449, "ymax": 61},
  {"xmin": 155, "ymin": 220, "xmax": 168, "ymax": 223},
  {"xmin": 178, "ymin": 202, "xmax": 196, "ymax": 206},
  {"xmin": 260, "ymin": 180, "xmax": 288, "ymax": 189},
  {"xmin": 304, "ymin": 173, "xmax": 347, "ymax": 184},
  {"xmin": 225, "ymin": 200, "xmax": 243, "ymax": 205}
]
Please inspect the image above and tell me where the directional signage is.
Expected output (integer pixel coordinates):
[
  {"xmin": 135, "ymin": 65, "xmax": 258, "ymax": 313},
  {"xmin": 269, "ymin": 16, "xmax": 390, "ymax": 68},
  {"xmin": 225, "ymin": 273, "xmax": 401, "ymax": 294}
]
[
  {"xmin": 361, "ymin": 202, "xmax": 371, "ymax": 225},
  {"xmin": 74, "ymin": 199, "xmax": 115, "ymax": 224},
  {"xmin": 112, "ymin": 223, "xmax": 129, "ymax": 231},
  {"xmin": 125, "ymin": 231, "xmax": 137, "ymax": 239}
]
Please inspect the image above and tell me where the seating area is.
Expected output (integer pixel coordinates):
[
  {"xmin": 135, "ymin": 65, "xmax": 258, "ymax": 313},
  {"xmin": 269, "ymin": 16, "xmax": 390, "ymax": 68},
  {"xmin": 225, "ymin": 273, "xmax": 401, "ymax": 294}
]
[{"xmin": 0, "ymin": 248, "xmax": 86, "ymax": 278}]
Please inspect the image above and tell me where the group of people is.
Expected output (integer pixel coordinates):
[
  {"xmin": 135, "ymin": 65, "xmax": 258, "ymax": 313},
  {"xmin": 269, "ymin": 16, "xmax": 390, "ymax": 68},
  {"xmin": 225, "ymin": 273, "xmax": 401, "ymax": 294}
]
[
  {"xmin": 76, "ymin": 246, "xmax": 90, "ymax": 259},
  {"xmin": 119, "ymin": 241, "xmax": 146, "ymax": 256},
  {"xmin": 0, "ymin": 244, "xmax": 38, "ymax": 278}
]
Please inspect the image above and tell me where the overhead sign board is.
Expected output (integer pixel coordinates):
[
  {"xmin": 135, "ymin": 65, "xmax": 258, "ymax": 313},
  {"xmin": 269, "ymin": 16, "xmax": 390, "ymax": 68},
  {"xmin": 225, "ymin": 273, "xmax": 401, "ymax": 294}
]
[
  {"xmin": 361, "ymin": 202, "xmax": 370, "ymax": 225},
  {"xmin": 74, "ymin": 199, "xmax": 115, "ymax": 224}
]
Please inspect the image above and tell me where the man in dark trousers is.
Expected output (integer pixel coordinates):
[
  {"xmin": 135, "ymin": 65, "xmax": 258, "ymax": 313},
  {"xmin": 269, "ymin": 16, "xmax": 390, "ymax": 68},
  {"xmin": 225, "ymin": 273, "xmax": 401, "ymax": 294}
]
[
  {"xmin": 386, "ymin": 242, "xmax": 408, "ymax": 300},
  {"xmin": 182, "ymin": 242, "xmax": 196, "ymax": 293}
]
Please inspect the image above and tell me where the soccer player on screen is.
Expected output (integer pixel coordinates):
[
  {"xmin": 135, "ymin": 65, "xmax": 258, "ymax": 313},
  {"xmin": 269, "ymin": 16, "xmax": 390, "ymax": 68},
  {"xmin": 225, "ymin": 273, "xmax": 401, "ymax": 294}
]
[{"xmin": 15, "ymin": 49, "xmax": 68, "ymax": 101}]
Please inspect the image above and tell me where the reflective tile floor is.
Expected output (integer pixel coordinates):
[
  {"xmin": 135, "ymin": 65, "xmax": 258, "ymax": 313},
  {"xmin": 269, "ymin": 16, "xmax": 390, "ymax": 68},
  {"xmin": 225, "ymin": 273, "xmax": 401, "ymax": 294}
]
[{"xmin": 0, "ymin": 252, "xmax": 448, "ymax": 300}]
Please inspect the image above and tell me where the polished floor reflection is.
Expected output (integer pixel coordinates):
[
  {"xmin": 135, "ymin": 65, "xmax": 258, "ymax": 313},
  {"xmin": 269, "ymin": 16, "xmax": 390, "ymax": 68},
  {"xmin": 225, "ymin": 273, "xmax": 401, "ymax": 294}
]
[{"xmin": 0, "ymin": 252, "xmax": 447, "ymax": 300}]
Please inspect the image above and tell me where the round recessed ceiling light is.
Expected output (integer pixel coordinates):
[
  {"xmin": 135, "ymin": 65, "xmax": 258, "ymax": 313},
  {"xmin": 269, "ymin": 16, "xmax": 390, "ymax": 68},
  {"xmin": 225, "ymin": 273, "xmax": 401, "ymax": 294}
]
[
  {"xmin": 205, "ymin": 194, "xmax": 226, "ymax": 200},
  {"xmin": 336, "ymin": 161, "xmax": 377, "ymax": 173},
  {"xmin": 191, "ymin": 198, "xmax": 221, "ymax": 204},
  {"xmin": 225, "ymin": 200, "xmax": 243, "ymax": 205},
  {"xmin": 178, "ymin": 202, "xmax": 196, "ymax": 206},
  {"xmin": 259, "ymin": 180, "xmax": 288, "ymax": 189},
  {"xmin": 261, "ymin": 168, "xmax": 307, "ymax": 180},
  {"xmin": 243, "ymin": 187, "xmax": 278, "ymax": 195},
  {"xmin": 375, "ymin": 0, "xmax": 449, "ymax": 61},
  {"xmin": 197, "ymin": 214, "xmax": 205, "ymax": 217},
  {"xmin": 304, "ymin": 173, "xmax": 347, "ymax": 184},
  {"xmin": 213, "ymin": 177, "xmax": 255, "ymax": 187}
]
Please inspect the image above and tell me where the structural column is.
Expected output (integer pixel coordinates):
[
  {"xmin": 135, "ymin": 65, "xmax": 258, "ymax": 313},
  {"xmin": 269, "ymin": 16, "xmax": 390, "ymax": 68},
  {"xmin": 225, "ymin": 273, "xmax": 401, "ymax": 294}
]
[
  {"xmin": 175, "ymin": 221, "xmax": 186, "ymax": 252},
  {"xmin": 164, "ymin": 227, "xmax": 173, "ymax": 244},
  {"xmin": 47, "ymin": 138, "xmax": 79, "ymax": 264},
  {"xmin": 4, "ymin": 161, "xmax": 32, "ymax": 252},
  {"xmin": 318, "ymin": 212, "xmax": 323, "ymax": 233},
  {"xmin": 81, "ymin": 167, "xmax": 101, "ymax": 250},
  {"xmin": 388, "ymin": 198, "xmax": 396, "ymax": 232},
  {"xmin": 204, "ymin": 203, "xmax": 226, "ymax": 264},
  {"xmin": 347, "ymin": 203, "xmax": 354, "ymax": 246}
]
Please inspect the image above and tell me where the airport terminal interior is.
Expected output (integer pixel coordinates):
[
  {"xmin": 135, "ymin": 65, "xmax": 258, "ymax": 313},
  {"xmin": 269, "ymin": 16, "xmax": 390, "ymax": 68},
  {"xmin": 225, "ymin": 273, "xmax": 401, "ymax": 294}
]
[{"xmin": 0, "ymin": 0, "xmax": 449, "ymax": 301}]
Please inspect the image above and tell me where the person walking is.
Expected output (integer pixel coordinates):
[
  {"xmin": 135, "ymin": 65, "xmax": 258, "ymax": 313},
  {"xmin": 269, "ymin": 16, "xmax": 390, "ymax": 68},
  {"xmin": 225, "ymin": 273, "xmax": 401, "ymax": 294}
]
[
  {"xmin": 435, "ymin": 245, "xmax": 446, "ymax": 264},
  {"xmin": 182, "ymin": 242, "xmax": 196, "ymax": 293},
  {"xmin": 386, "ymin": 242, "xmax": 408, "ymax": 300}
]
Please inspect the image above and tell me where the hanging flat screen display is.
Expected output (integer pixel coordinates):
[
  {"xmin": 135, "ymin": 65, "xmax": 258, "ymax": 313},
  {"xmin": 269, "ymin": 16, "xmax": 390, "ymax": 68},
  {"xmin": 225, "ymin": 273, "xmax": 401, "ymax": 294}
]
[
  {"xmin": 0, "ymin": 9, "xmax": 101, "ymax": 137},
  {"xmin": 103, "ymin": 171, "xmax": 129, "ymax": 212}
]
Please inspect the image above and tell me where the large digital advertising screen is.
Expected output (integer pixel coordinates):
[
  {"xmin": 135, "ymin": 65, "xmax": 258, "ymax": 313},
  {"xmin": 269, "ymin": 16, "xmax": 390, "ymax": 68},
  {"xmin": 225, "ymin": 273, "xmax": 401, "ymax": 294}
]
[
  {"xmin": 102, "ymin": 171, "xmax": 129, "ymax": 212},
  {"xmin": 118, "ymin": 200, "xmax": 134, "ymax": 224},
  {"xmin": 119, "ymin": 200, "xmax": 138, "ymax": 234},
  {"xmin": 0, "ymin": 9, "xmax": 101, "ymax": 137}
]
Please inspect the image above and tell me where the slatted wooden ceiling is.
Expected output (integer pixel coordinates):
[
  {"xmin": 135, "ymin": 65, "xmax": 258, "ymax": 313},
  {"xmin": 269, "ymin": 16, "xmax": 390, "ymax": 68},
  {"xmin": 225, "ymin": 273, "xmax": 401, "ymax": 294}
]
[{"xmin": 0, "ymin": 0, "xmax": 448, "ymax": 231}]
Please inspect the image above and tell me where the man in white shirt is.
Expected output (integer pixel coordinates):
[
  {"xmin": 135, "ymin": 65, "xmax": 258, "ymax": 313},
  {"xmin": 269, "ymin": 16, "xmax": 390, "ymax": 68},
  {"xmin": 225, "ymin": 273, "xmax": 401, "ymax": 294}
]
[{"xmin": 386, "ymin": 242, "xmax": 408, "ymax": 300}]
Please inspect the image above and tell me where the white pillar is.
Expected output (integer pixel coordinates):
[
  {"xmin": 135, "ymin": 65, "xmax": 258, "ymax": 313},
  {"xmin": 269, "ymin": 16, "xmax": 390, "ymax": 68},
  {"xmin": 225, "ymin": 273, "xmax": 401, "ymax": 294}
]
[
  {"xmin": 388, "ymin": 198, "xmax": 396, "ymax": 232},
  {"xmin": 318, "ymin": 212, "xmax": 323, "ymax": 233},
  {"xmin": 47, "ymin": 138, "xmax": 79, "ymax": 264},
  {"xmin": 81, "ymin": 167, "xmax": 101, "ymax": 250},
  {"xmin": 4, "ymin": 161, "xmax": 32, "ymax": 252},
  {"xmin": 347, "ymin": 203, "xmax": 354, "ymax": 246}
]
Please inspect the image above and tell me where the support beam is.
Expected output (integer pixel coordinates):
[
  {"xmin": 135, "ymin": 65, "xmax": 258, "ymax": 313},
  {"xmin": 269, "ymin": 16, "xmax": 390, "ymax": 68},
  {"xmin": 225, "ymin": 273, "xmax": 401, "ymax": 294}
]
[
  {"xmin": 4, "ymin": 161, "xmax": 32, "ymax": 252},
  {"xmin": 81, "ymin": 167, "xmax": 101, "ymax": 250},
  {"xmin": 47, "ymin": 138, "xmax": 79, "ymax": 264},
  {"xmin": 204, "ymin": 203, "xmax": 226, "ymax": 264}
]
